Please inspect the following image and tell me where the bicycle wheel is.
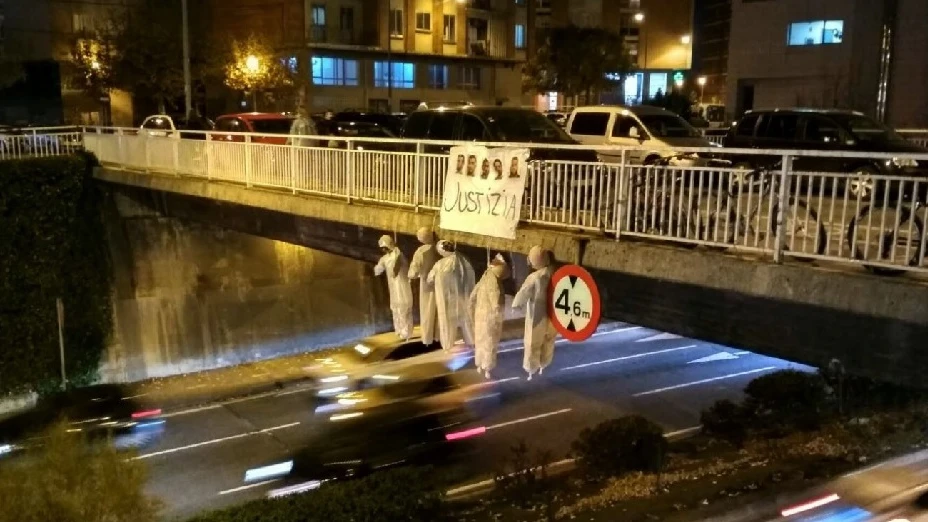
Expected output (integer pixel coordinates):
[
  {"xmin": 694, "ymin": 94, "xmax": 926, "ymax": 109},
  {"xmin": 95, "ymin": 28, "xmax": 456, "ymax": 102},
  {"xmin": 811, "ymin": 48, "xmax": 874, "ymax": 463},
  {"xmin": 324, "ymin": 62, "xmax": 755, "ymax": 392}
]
[
  {"xmin": 846, "ymin": 204, "xmax": 923, "ymax": 273},
  {"xmin": 771, "ymin": 198, "xmax": 828, "ymax": 256}
]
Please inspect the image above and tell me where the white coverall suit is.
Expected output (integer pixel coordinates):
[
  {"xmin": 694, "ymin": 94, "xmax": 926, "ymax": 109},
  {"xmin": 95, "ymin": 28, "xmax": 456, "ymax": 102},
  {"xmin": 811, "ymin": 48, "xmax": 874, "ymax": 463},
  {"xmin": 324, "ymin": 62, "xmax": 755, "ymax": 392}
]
[
  {"xmin": 427, "ymin": 241, "xmax": 476, "ymax": 351},
  {"xmin": 374, "ymin": 235, "xmax": 414, "ymax": 339},
  {"xmin": 408, "ymin": 227, "xmax": 440, "ymax": 345},
  {"xmin": 469, "ymin": 258, "xmax": 509, "ymax": 378},
  {"xmin": 513, "ymin": 246, "xmax": 558, "ymax": 378}
]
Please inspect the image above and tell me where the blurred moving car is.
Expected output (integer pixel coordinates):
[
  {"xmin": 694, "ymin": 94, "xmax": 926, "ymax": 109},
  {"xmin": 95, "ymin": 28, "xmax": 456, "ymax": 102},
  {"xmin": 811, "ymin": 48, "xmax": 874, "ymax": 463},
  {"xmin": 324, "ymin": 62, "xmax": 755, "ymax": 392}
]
[
  {"xmin": 303, "ymin": 328, "xmax": 471, "ymax": 397},
  {"xmin": 0, "ymin": 384, "xmax": 165, "ymax": 460},
  {"xmin": 213, "ymin": 112, "xmax": 295, "ymax": 144},
  {"xmin": 243, "ymin": 365, "xmax": 494, "ymax": 498},
  {"xmin": 566, "ymin": 105, "xmax": 720, "ymax": 165}
]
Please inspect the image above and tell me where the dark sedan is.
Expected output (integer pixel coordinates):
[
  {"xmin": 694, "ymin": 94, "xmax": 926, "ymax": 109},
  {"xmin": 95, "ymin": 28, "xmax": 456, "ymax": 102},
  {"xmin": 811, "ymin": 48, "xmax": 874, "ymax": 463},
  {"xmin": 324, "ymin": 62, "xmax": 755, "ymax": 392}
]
[{"xmin": 0, "ymin": 384, "xmax": 165, "ymax": 460}]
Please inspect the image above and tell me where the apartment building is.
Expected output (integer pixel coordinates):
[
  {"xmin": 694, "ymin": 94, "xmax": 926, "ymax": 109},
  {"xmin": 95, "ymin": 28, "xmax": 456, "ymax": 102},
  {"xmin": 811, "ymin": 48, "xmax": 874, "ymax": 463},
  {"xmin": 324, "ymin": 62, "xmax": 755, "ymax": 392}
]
[
  {"xmin": 533, "ymin": 0, "xmax": 694, "ymax": 109},
  {"xmin": 692, "ymin": 0, "xmax": 729, "ymax": 105},
  {"xmin": 211, "ymin": 0, "xmax": 536, "ymax": 113},
  {"xmin": 727, "ymin": 0, "xmax": 928, "ymax": 128}
]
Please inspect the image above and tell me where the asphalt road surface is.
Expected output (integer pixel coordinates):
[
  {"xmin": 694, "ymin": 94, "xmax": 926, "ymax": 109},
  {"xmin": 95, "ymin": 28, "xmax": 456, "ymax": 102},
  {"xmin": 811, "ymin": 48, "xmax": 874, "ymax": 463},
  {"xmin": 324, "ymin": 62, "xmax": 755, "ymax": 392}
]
[{"xmin": 140, "ymin": 323, "xmax": 811, "ymax": 519}]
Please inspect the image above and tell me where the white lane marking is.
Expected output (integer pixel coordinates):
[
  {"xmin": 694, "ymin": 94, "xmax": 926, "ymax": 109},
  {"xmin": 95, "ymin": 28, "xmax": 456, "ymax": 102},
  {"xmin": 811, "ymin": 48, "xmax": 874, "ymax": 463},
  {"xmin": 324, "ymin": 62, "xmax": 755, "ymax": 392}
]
[
  {"xmin": 445, "ymin": 424, "xmax": 701, "ymax": 497},
  {"xmin": 559, "ymin": 345, "xmax": 698, "ymax": 372},
  {"xmin": 162, "ymin": 386, "xmax": 317, "ymax": 418},
  {"xmin": 635, "ymin": 332, "xmax": 682, "ymax": 343},
  {"xmin": 491, "ymin": 377, "xmax": 520, "ymax": 385},
  {"xmin": 486, "ymin": 408, "xmax": 573, "ymax": 431},
  {"xmin": 732, "ymin": 351, "xmax": 750, "ymax": 356},
  {"xmin": 133, "ymin": 422, "xmax": 300, "ymax": 460},
  {"xmin": 218, "ymin": 479, "xmax": 281, "ymax": 496},
  {"xmin": 687, "ymin": 352, "xmax": 739, "ymax": 364},
  {"xmin": 633, "ymin": 367, "xmax": 777, "ymax": 397},
  {"xmin": 498, "ymin": 326, "xmax": 642, "ymax": 353}
]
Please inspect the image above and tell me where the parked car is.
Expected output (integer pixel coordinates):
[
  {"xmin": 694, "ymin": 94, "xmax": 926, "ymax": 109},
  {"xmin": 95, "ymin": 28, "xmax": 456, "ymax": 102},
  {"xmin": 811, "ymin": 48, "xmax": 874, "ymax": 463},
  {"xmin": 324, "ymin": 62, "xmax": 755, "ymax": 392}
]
[
  {"xmin": 213, "ymin": 112, "xmax": 295, "ymax": 144},
  {"xmin": 566, "ymin": 105, "xmax": 721, "ymax": 165},
  {"xmin": 331, "ymin": 111, "xmax": 405, "ymax": 136},
  {"xmin": 722, "ymin": 108, "xmax": 928, "ymax": 199},
  {"xmin": 401, "ymin": 105, "xmax": 598, "ymax": 163},
  {"xmin": 545, "ymin": 111, "xmax": 569, "ymax": 128},
  {"xmin": 139, "ymin": 114, "xmax": 215, "ymax": 139},
  {"xmin": 0, "ymin": 384, "xmax": 165, "ymax": 460},
  {"xmin": 322, "ymin": 121, "xmax": 401, "ymax": 151}
]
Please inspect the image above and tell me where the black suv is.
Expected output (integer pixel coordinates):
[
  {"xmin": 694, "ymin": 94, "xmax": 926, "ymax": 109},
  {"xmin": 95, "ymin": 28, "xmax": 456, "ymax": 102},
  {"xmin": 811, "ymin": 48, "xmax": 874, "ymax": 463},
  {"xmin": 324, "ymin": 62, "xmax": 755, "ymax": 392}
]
[
  {"xmin": 723, "ymin": 109, "xmax": 928, "ymax": 186},
  {"xmin": 401, "ymin": 106, "xmax": 598, "ymax": 163}
]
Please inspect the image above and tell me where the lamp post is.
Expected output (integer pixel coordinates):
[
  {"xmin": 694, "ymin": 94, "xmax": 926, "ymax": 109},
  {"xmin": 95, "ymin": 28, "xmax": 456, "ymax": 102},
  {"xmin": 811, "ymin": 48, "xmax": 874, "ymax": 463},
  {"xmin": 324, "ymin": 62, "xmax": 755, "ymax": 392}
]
[
  {"xmin": 634, "ymin": 12, "xmax": 646, "ymax": 69},
  {"xmin": 697, "ymin": 76, "xmax": 706, "ymax": 104},
  {"xmin": 182, "ymin": 0, "xmax": 192, "ymax": 118},
  {"xmin": 245, "ymin": 55, "xmax": 260, "ymax": 110}
]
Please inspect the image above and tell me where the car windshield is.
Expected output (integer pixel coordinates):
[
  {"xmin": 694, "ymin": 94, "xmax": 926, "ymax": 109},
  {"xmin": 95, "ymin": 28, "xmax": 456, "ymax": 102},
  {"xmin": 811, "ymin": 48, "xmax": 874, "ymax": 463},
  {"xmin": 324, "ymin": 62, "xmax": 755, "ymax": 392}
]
[
  {"xmin": 829, "ymin": 114, "xmax": 905, "ymax": 143},
  {"xmin": 638, "ymin": 114, "xmax": 702, "ymax": 138},
  {"xmin": 482, "ymin": 109, "xmax": 574, "ymax": 143},
  {"xmin": 249, "ymin": 118, "xmax": 293, "ymax": 134}
]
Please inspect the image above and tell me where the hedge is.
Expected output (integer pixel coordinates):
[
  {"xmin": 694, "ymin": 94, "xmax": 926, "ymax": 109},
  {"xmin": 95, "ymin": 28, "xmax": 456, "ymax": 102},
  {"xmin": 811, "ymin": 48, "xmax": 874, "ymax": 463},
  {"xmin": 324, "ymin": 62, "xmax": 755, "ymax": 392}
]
[
  {"xmin": 187, "ymin": 467, "xmax": 444, "ymax": 522},
  {"xmin": 0, "ymin": 152, "xmax": 112, "ymax": 396}
]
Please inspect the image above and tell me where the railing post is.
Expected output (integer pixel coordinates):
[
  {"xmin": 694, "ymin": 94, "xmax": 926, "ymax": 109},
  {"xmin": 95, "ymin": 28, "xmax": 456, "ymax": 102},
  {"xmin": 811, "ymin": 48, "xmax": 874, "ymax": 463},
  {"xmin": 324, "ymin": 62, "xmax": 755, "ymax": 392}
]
[
  {"xmin": 205, "ymin": 134, "xmax": 212, "ymax": 180},
  {"xmin": 289, "ymin": 144, "xmax": 297, "ymax": 195},
  {"xmin": 172, "ymin": 136, "xmax": 180, "ymax": 175},
  {"xmin": 143, "ymin": 133, "xmax": 151, "ymax": 172},
  {"xmin": 414, "ymin": 142, "xmax": 423, "ymax": 212},
  {"xmin": 613, "ymin": 148, "xmax": 627, "ymax": 241},
  {"xmin": 346, "ymin": 139, "xmax": 354, "ymax": 203},
  {"xmin": 116, "ymin": 128, "xmax": 124, "ymax": 165},
  {"xmin": 244, "ymin": 134, "xmax": 252, "ymax": 187},
  {"xmin": 773, "ymin": 153, "xmax": 792, "ymax": 263}
]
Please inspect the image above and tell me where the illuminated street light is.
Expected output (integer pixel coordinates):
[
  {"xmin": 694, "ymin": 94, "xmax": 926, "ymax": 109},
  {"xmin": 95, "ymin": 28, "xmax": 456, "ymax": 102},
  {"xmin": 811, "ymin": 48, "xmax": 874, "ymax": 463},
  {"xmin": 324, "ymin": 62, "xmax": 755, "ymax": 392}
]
[
  {"xmin": 634, "ymin": 12, "xmax": 644, "ymax": 22},
  {"xmin": 245, "ymin": 54, "xmax": 260, "ymax": 73},
  {"xmin": 697, "ymin": 76, "xmax": 707, "ymax": 103},
  {"xmin": 681, "ymin": 34, "xmax": 691, "ymax": 45},
  {"xmin": 91, "ymin": 60, "xmax": 101, "ymax": 70}
]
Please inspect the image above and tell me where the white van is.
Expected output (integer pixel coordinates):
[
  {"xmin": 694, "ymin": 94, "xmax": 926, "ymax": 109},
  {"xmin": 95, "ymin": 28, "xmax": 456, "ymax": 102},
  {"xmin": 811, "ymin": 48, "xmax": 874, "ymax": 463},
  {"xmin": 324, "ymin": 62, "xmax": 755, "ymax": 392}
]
[{"xmin": 565, "ymin": 105, "xmax": 719, "ymax": 165}]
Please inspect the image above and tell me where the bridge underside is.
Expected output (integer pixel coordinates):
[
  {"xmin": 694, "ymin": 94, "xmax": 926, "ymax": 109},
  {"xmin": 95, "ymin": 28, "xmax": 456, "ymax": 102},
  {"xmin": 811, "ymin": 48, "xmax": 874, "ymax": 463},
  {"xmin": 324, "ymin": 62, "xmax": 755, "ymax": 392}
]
[{"xmin": 100, "ymin": 167, "xmax": 928, "ymax": 388}]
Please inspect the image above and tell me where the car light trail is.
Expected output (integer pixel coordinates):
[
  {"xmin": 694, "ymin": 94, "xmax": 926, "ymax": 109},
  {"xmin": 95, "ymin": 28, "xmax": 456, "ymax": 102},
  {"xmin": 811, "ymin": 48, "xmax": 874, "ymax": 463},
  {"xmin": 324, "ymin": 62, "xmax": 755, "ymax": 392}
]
[
  {"xmin": 780, "ymin": 493, "xmax": 841, "ymax": 517},
  {"xmin": 445, "ymin": 426, "xmax": 486, "ymax": 441},
  {"xmin": 132, "ymin": 409, "xmax": 162, "ymax": 419},
  {"xmin": 319, "ymin": 375, "xmax": 349, "ymax": 383},
  {"xmin": 244, "ymin": 460, "xmax": 294, "ymax": 482}
]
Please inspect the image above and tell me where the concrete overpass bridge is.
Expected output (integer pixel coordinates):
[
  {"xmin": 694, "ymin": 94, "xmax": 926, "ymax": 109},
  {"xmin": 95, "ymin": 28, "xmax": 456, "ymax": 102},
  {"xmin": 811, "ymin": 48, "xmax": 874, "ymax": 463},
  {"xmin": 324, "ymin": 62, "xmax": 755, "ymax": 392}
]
[{"xmin": 79, "ymin": 128, "xmax": 928, "ymax": 387}]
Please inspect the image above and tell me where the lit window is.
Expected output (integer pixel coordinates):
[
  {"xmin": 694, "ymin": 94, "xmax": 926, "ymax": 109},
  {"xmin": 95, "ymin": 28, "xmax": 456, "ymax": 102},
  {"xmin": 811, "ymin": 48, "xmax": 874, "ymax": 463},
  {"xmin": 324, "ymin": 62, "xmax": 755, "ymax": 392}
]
[
  {"xmin": 460, "ymin": 66, "xmax": 481, "ymax": 89},
  {"xmin": 443, "ymin": 14, "xmax": 456, "ymax": 42},
  {"xmin": 311, "ymin": 57, "xmax": 359, "ymax": 86},
  {"xmin": 416, "ymin": 12, "xmax": 431, "ymax": 31},
  {"xmin": 389, "ymin": 9, "xmax": 403, "ymax": 37},
  {"xmin": 428, "ymin": 64, "xmax": 448, "ymax": 89},
  {"xmin": 374, "ymin": 61, "xmax": 415, "ymax": 89},
  {"xmin": 787, "ymin": 20, "xmax": 843, "ymax": 46},
  {"xmin": 311, "ymin": 4, "xmax": 325, "ymax": 26},
  {"xmin": 514, "ymin": 24, "xmax": 526, "ymax": 49}
]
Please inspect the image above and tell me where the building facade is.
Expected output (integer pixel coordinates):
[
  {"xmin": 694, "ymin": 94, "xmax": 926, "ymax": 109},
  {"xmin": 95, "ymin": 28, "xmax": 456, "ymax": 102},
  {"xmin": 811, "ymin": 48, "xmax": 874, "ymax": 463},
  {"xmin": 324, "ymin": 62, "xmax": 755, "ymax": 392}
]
[
  {"xmin": 692, "ymin": 0, "xmax": 729, "ymax": 105},
  {"xmin": 727, "ymin": 0, "xmax": 928, "ymax": 128},
  {"xmin": 533, "ymin": 0, "xmax": 695, "ymax": 110},
  {"xmin": 210, "ymin": 0, "xmax": 536, "ymax": 113}
]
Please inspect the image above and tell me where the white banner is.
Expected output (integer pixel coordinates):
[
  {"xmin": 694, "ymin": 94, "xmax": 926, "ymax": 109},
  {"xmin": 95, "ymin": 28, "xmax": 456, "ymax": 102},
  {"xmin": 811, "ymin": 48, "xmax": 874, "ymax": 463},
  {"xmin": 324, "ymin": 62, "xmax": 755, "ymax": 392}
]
[{"xmin": 439, "ymin": 145, "xmax": 529, "ymax": 240}]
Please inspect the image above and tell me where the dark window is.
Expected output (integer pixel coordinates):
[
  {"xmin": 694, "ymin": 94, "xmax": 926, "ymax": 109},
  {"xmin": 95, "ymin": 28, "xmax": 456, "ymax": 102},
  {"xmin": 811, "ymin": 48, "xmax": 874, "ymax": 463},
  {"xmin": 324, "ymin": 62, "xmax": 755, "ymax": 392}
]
[
  {"xmin": 215, "ymin": 118, "xmax": 242, "ymax": 132},
  {"xmin": 428, "ymin": 64, "xmax": 448, "ymax": 89},
  {"xmin": 485, "ymin": 108, "xmax": 572, "ymax": 142},
  {"xmin": 339, "ymin": 7, "xmax": 353, "ymax": 30},
  {"xmin": 389, "ymin": 9, "xmax": 403, "ymax": 36},
  {"xmin": 403, "ymin": 112, "xmax": 432, "ymax": 138},
  {"xmin": 428, "ymin": 112, "xmax": 459, "ymax": 140},
  {"xmin": 735, "ymin": 114, "xmax": 760, "ymax": 137},
  {"xmin": 612, "ymin": 116, "xmax": 642, "ymax": 137},
  {"xmin": 569, "ymin": 112, "xmax": 610, "ymax": 136},
  {"xmin": 248, "ymin": 118, "xmax": 294, "ymax": 134},
  {"xmin": 802, "ymin": 116, "xmax": 842, "ymax": 143},
  {"xmin": 460, "ymin": 114, "xmax": 487, "ymax": 140},
  {"xmin": 759, "ymin": 114, "xmax": 799, "ymax": 140},
  {"xmin": 443, "ymin": 14, "xmax": 456, "ymax": 41},
  {"xmin": 416, "ymin": 12, "xmax": 431, "ymax": 31}
]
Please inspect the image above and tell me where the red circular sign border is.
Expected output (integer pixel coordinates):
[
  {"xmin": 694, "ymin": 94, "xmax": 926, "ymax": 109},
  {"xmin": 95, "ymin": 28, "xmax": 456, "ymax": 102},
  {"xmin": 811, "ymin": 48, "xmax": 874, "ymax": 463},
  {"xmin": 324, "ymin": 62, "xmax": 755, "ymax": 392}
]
[{"xmin": 547, "ymin": 264, "xmax": 602, "ymax": 342}]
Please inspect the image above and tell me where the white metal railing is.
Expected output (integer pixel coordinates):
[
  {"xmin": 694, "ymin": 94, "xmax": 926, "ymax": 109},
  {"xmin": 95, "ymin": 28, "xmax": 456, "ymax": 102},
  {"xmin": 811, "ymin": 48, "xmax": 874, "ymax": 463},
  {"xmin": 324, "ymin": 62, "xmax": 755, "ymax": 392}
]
[
  {"xmin": 0, "ymin": 126, "xmax": 83, "ymax": 160},
  {"xmin": 80, "ymin": 126, "xmax": 928, "ymax": 275}
]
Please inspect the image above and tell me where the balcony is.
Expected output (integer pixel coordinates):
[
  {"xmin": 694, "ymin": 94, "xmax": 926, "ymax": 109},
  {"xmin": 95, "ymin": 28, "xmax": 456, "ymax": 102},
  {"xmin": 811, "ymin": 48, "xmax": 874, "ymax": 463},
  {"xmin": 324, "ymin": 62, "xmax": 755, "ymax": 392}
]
[
  {"xmin": 465, "ymin": 0, "xmax": 492, "ymax": 11},
  {"xmin": 308, "ymin": 25, "xmax": 327, "ymax": 43},
  {"xmin": 467, "ymin": 39, "xmax": 506, "ymax": 59}
]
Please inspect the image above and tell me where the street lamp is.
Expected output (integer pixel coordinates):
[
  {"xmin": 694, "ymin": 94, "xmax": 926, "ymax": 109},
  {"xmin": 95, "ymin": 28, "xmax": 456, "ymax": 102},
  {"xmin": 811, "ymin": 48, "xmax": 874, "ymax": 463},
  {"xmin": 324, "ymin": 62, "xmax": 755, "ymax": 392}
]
[
  {"xmin": 633, "ymin": 12, "xmax": 647, "ymax": 69},
  {"xmin": 681, "ymin": 34, "xmax": 691, "ymax": 45},
  {"xmin": 245, "ymin": 55, "xmax": 260, "ymax": 73},
  {"xmin": 633, "ymin": 12, "xmax": 644, "ymax": 22},
  {"xmin": 697, "ymin": 76, "xmax": 707, "ymax": 104},
  {"xmin": 91, "ymin": 60, "xmax": 100, "ymax": 70}
]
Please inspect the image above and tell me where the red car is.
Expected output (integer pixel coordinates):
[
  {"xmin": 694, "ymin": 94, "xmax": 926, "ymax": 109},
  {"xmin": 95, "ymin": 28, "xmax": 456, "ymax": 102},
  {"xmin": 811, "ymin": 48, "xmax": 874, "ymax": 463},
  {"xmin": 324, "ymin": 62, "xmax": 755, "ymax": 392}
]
[{"xmin": 212, "ymin": 112, "xmax": 295, "ymax": 144}]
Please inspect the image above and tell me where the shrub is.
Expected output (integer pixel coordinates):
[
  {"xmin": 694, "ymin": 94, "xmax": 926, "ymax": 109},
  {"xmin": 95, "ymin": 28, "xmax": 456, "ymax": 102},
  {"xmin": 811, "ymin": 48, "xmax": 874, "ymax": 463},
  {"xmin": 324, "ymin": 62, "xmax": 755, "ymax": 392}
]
[
  {"xmin": 743, "ymin": 370, "xmax": 827, "ymax": 433},
  {"xmin": 187, "ymin": 467, "xmax": 443, "ymax": 522},
  {"xmin": 700, "ymin": 399, "xmax": 749, "ymax": 448},
  {"xmin": 571, "ymin": 415, "xmax": 668, "ymax": 480},
  {"xmin": 0, "ymin": 152, "xmax": 112, "ymax": 396}
]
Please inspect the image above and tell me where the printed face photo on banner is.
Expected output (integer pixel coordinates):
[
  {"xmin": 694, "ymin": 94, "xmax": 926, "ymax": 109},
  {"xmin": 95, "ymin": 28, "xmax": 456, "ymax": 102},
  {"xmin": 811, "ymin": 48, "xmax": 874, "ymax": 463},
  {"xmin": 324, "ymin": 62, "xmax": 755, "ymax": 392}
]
[{"xmin": 440, "ymin": 145, "xmax": 529, "ymax": 240}]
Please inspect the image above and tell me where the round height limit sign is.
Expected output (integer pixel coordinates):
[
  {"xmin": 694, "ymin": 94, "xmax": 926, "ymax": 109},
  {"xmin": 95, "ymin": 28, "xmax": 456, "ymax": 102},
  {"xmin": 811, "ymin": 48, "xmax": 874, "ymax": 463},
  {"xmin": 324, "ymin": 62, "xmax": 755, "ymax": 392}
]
[{"xmin": 547, "ymin": 264, "xmax": 602, "ymax": 342}]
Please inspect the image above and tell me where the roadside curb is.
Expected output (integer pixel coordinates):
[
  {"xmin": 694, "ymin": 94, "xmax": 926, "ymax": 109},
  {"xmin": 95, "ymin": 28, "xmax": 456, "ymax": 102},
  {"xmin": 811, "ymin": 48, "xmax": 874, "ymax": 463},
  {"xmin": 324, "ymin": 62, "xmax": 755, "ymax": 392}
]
[{"xmin": 443, "ymin": 425, "xmax": 702, "ymax": 501}]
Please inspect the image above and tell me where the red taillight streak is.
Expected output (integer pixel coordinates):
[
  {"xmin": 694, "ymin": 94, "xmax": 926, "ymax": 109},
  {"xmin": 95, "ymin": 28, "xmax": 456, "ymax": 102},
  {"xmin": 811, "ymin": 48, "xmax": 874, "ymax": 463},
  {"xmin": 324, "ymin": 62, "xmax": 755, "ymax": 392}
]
[
  {"xmin": 445, "ymin": 426, "xmax": 486, "ymax": 441},
  {"xmin": 131, "ymin": 409, "xmax": 162, "ymax": 419},
  {"xmin": 780, "ymin": 493, "xmax": 840, "ymax": 517}
]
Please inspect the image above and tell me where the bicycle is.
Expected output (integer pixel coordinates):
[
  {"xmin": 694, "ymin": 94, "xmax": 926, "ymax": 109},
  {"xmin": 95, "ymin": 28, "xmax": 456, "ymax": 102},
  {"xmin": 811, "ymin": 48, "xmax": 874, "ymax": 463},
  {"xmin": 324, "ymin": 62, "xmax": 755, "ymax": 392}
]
[
  {"xmin": 624, "ymin": 153, "xmax": 710, "ymax": 241},
  {"xmin": 845, "ymin": 177, "xmax": 925, "ymax": 272}
]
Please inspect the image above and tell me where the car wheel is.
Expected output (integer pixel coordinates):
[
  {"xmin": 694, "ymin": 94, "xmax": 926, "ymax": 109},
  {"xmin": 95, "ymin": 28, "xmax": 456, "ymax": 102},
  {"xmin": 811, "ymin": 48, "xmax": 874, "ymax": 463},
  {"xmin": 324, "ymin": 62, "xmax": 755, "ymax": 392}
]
[
  {"xmin": 847, "ymin": 204, "xmax": 923, "ymax": 274},
  {"xmin": 849, "ymin": 166, "xmax": 877, "ymax": 201},
  {"xmin": 771, "ymin": 198, "xmax": 828, "ymax": 256}
]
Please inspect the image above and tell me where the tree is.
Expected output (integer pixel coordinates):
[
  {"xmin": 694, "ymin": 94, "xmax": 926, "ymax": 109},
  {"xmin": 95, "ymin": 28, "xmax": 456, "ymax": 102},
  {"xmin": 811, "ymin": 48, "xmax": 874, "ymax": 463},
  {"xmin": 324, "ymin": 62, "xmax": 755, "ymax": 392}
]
[
  {"xmin": 65, "ymin": 33, "xmax": 117, "ymax": 97},
  {"xmin": 109, "ymin": 0, "xmax": 187, "ymax": 114},
  {"xmin": 523, "ymin": 25, "xmax": 632, "ymax": 104},
  {"xmin": 0, "ymin": 423, "xmax": 160, "ymax": 522},
  {"xmin": 224, "ymin": 34, "xmax": 293, "ymax": 110}
]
